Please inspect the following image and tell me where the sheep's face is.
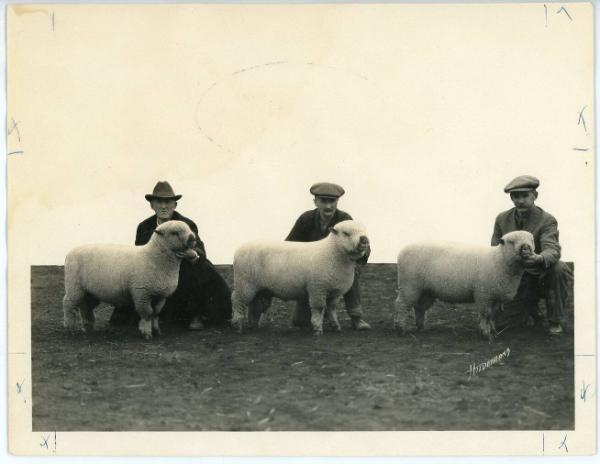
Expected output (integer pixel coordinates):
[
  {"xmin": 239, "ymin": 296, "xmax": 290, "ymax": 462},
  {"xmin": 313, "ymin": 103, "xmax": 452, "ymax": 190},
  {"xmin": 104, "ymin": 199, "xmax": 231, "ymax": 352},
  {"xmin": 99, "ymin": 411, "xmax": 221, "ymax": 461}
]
[
  {"xmin": 330, "ymin": 220, "xmax": 370, "ymax": 260},
  {"xmin": 499, "ymin": 230, "xmax": 535, "ymax": 263},
  {"xmin": 153, "ymin": 221, "xmax": 196, "ymax": 256}
]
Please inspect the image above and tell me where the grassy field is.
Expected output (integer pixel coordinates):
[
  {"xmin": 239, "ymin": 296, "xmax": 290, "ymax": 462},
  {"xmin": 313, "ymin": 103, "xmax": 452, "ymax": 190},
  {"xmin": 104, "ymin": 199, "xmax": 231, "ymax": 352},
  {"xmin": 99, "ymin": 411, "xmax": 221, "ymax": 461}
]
[{"xmin": 31, "ymin": 264, "xmax": 574, "ymax": 431}]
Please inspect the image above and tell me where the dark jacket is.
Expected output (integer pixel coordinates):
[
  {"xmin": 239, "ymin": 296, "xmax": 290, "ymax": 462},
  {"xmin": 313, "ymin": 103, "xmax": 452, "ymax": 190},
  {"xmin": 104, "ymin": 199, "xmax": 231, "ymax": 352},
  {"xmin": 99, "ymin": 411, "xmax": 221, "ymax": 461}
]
[
  {"xmin": 491, "ymin": 205, "xmax": 562, "ymax": 271},
  {"xmin": 285, "ymin": 209, "xmax": 353, "ymax": 242}
]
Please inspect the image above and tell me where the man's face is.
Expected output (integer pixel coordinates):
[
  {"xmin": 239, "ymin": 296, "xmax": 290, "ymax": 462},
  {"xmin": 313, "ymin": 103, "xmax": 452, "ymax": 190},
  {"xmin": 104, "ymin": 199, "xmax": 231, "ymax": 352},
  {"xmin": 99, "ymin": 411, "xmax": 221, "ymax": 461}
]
[
  {"xmin": 151, "ymin": 198, "xmax": 177, "ymax": 222},
  {"xmin": 314, "ymin": 196, "xmax": 338, "ymax": 220},
  {"xmin": 510, "ymin": 191, "xmax": 537, "ymax": 213}
]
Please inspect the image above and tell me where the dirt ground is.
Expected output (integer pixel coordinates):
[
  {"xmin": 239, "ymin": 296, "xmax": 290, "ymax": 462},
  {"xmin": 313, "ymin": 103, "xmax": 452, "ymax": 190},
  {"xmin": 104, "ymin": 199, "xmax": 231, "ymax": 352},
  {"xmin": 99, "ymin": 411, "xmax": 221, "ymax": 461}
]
[{"xmin": 31, "ymin": 264, "xmax": 574, "ymax": 431}]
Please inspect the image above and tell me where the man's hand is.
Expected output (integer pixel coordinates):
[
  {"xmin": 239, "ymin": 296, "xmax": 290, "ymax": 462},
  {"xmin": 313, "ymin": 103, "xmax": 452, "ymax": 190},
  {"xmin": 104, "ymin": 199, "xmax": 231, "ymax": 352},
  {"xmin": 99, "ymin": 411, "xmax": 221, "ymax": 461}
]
[
  {"xmin": 521, "ymin": 251, "xmax": 544, "ymax": 267},
  {"xmin": 176, "ymin": 249, "xmax": 201, "ymax": 263}
]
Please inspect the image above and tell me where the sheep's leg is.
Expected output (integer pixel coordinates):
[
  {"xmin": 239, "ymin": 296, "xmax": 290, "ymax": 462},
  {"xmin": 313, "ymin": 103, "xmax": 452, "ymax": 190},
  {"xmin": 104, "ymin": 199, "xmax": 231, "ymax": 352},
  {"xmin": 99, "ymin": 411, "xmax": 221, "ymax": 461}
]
[
  {"xmin": 393, "ymin": 289, "xmax": 416, "ymax": 334},
  {"xmin": 415, "ymin": 293, "xmax": 434, "ymax": 331},
  {"xmin": 489, "ymin": 302, "xmax": 501, "ymax": 336},
  {"xmin": 325, "ymin": 297, "xmax": 341, "ymax": 332},
  {"xmin": 249, "ymin": 292, "xmax": 272, "ymax": 329},
  {"xmin": 80, "ymin": 292, "xmax": 99, "ymax": 333},
  {"xmin": 133, "ymin": 295, "xmax": 154, "ymax": 340},
  {"xmin": 63, "ymin": 294, "xmax": 83, "ymax": 332},
  {"xmin": 309, "ymin": 294, "xmax": 327, "ymax": 336},
  {"xmin": 151, "ymin": 297, "xmax": 166, "ymax": 336},
  {"xmin": 231, "ymin": 288, "xmax": 251, "ymax": 334},
  {"xmin": 478, "ymin": 302, "xmax": 496, "ymax": 342}
]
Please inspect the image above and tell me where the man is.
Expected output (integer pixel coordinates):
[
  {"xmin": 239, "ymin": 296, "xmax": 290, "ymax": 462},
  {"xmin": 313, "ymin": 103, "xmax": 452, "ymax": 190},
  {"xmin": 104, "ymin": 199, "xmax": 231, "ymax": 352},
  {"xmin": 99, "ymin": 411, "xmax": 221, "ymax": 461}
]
[
  {"xmin": 109, "ymin": 181, "xmax": 232, "ymax": 329},
  {"xmin": 491, "ymin": 175, "xmax": 572, "ymax": 335},
  {"xmin": 285, "ymin": 182, "xmax": 371, "ymax": 330}
]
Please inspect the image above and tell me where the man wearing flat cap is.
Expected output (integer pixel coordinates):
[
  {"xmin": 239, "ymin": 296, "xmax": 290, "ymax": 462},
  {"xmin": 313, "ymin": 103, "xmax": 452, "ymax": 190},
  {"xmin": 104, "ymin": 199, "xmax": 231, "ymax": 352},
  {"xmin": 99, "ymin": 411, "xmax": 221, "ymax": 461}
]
[
  {"xmin": 491, "ymin": 175, "xmax": 572, "ymax": 335},
  {"xmin": 285, "ymin": 182, "xmax": 371, "ymax": 330},
  {"xmin": 109, "ymin": 181, "xmax": 232, "ymax": 329}
]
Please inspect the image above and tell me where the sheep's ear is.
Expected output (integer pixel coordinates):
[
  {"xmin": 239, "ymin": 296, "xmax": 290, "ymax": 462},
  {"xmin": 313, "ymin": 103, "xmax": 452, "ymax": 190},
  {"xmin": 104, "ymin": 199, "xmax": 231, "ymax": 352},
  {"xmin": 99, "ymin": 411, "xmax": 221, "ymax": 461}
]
[
  {"xmin": 498, "ymin": 238, "xmax": 505, "ymax": 245},
  {"xmin": 153, "ymin": 229, "xmax": 164, "ymax": 236},
  {"xmin": 329, "ymin": 227, "xmax": 338, "ymax": 235}
]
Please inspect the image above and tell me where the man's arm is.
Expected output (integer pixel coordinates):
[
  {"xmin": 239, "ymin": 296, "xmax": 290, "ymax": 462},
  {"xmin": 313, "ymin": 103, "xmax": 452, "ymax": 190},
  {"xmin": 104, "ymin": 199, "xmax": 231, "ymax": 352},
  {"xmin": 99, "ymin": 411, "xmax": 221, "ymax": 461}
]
[
  {"xmin": 135, "ymin": 223, "xmax": 147, "ymax": 246},
  {"xmin": 186, "ymin": 221, "xmax": 207, "ymax": 260},
  {"xmin": 285, "ymin": 215, "xmax": 308, "ymax": 242},
  {"xmin": 490, "ymin": 218, "xmax": 503, "ymax": 246},
  {"xmin": 538, "ymin": 218, "xmax": 561, "ymax": 268}
]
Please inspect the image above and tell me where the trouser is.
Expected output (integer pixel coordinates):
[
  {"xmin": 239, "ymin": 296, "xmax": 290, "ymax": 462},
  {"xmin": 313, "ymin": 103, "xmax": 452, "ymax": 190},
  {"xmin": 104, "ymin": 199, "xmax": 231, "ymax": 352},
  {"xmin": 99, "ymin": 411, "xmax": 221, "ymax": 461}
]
[
  {"xmin": 292, "ymin": 266, "xmax": 363, "ymax": 326},
  {"xmin": 109, "ymin": 260, "xmax": 232, "ymax": 327},
  {"xmin": 494, "ymin": 260, "xmax": 572, "ymax": 328}
]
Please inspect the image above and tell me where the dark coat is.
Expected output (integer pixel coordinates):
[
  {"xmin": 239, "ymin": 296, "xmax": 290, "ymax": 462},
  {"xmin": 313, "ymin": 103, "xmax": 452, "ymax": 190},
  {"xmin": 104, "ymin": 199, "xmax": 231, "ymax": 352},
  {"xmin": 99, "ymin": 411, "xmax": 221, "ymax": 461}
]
[
  {"xmin": 285, "ymin": 209, "xmax": 353, "ymax": 242},
  {"xmin": 491, "ymin": 205, "xmax": 562, "ymax": 271}
]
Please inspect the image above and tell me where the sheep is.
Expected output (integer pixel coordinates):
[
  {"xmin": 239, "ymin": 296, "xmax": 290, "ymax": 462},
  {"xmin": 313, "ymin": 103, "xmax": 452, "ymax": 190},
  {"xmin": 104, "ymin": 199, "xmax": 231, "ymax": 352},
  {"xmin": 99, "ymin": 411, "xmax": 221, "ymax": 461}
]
[
  {"xmin": 62, "ymin": 220, "xmax": 199, "ymax": 339},
  {"xmin": 393, "ymin": 230, "xmax": 535, "ymax": 341},
  {"xmin": 231, "ymin": 220, "xmax": 370, "ymax": 335}
]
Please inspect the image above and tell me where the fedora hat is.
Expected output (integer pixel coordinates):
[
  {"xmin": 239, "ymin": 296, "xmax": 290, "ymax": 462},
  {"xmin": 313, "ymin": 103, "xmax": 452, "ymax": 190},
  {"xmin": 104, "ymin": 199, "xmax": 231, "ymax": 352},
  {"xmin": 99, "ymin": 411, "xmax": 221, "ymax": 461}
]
[{"xmin": 145, "ymin": 181, "xmax": 182, "ymax": 201}]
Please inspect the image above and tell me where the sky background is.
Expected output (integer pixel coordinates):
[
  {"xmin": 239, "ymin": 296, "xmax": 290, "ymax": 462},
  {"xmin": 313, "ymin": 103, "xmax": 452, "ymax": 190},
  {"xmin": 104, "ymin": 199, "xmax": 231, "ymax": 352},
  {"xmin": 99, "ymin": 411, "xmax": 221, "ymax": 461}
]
[{"xmin": 7, "ymin": 3, "xmax": 594, "ymax": 265}]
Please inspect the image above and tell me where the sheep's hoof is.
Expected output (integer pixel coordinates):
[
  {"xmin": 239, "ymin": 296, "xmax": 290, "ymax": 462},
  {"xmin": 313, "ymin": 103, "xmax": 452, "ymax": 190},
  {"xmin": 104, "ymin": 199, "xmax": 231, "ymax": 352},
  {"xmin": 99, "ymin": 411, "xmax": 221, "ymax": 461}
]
[
  {"xmin": 63, "ymin": 318, "xmax": 79, "ymax": 332},
  {"xmin": 82, "ymin": 324, "xmax": 94, "ymax": 334},
  {"xmin": 143, "ymin": 332, "xmax": 153, "ymax": 340},
  {"xmin": 230, "ymin": 319, "xmax": 244, "ymax": 334},
  {"xmin": 312, "ymin": 328, "xmax": 323, "ymax": 336}
]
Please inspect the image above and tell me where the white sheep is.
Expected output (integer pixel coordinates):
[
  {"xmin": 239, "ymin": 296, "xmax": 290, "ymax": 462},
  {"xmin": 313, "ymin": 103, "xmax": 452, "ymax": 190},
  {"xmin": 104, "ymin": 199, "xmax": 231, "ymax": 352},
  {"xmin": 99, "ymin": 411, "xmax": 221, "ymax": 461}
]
[
  {"xmin": 62, "ymin": 220, "xmax": 199, "ymax": 339},
  {"xmin": 393, "ymin": 230, "xmax": 535, "ymax": 341},
  {"xmin": 231, "ymin": 220, "xmax": 370, "ymax": 335}
]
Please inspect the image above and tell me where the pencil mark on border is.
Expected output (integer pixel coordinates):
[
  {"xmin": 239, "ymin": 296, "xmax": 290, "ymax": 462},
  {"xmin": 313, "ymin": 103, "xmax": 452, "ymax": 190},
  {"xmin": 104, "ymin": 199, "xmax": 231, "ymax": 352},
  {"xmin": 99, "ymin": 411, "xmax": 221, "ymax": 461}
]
[
  {"xmin": 544, "ymin": 4, "xmax": 548, "ymax": 27},
  {"xmin": 556, "ymin": 6, "xmax": 573, "ymax": 21},
  {"xmin": 558, "ymin": 434, "xmax": 568, "ymax": 453},
  {"xmin": 579, "ymin": 381, "xmax": 591, "ymax": 402},
  {"xmin": 572, "ymin": 148, "xmax": 589, "ymax": 152},
  {"xmin": 577, "ymin": 106, "xmax": 587, "ymax": 133},
  {"xmin": 7, "ymin": 117, "xmax": 21, "ymax": 142}
]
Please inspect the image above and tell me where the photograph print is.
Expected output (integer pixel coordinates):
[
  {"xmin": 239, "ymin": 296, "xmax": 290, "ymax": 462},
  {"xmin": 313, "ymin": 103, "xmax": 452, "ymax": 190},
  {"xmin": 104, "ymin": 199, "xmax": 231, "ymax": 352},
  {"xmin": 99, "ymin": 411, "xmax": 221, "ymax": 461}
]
[{"xmin": 7, "ymin": 2, "xmax": 595, "ymax": 456}]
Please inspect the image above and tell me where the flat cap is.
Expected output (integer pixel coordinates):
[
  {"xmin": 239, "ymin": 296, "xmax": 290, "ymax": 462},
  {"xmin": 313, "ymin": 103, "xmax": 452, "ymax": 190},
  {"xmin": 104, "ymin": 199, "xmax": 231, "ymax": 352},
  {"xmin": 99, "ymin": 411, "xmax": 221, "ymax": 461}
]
[
  {"xmin": 504, "ymin": 175, "xmax": 540, "ymax": 193},
  {"xmin": 310, "ymin": 182, "xmax": 345, "ymax": 198}
]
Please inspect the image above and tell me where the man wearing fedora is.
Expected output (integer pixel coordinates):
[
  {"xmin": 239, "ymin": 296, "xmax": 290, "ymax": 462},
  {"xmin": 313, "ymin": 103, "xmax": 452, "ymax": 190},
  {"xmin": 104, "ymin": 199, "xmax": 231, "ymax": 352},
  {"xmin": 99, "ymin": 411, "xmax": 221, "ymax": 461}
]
[
  {"xmin": 491, "ymin": 175, "xmax": 573, "ymax": 335},
  {"xmin": 285, "ymin": 182, "xmax": 371, "ymax": 331},
  {"xmin": 109, "ymin": 181, "xmax": 232, "ymax": 329}
]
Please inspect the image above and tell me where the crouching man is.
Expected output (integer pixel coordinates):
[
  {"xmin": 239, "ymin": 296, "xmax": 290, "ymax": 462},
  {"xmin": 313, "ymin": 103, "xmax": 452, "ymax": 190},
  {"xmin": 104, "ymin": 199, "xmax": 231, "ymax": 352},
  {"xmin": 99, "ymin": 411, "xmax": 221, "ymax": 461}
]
[
  {"xmin": 285, "ymin": 182, "xmax": 371, "ymax": 330},
  {"xmin": 491, "ymin": 175, "xmax": 573, "ymax": 335},
  {"xmin": 110, "ymin": 181, "xmax": 232, "ymax": 329}
]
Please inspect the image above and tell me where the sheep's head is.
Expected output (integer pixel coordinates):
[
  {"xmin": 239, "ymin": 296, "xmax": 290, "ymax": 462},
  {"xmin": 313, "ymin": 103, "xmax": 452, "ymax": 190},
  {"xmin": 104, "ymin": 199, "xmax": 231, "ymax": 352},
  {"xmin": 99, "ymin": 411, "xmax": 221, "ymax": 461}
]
[
  {"xmin": 498, "ymin": 230, "xmax": 535, "ymax": 264},
  {"xmin": 153, "ymin": 220, "xmax": 197, "ymax": 260},
  {"xmin": 329, "ymin": 220, "xmax": 370, "ymax": 261}
]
